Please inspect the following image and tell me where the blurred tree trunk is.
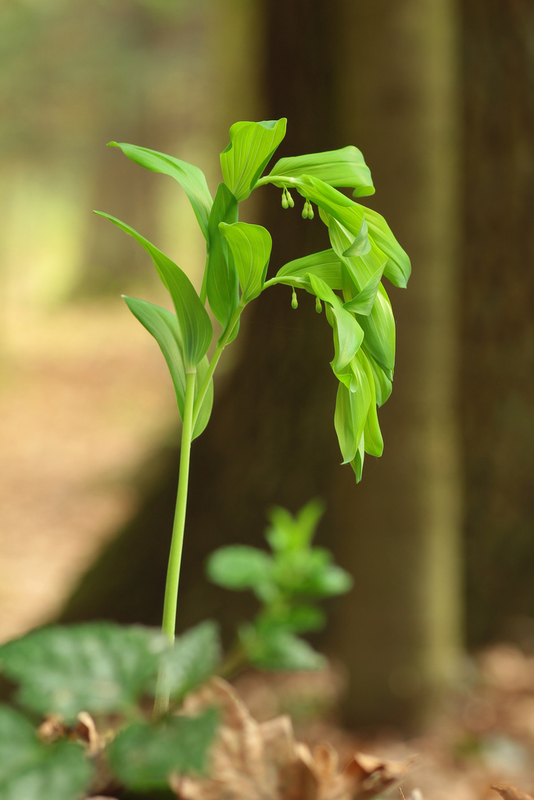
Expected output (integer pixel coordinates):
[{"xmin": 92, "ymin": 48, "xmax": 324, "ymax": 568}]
[
  {"xmin": 61, "ymin": 0, "xmax": 462, "ymax": 729},
  {"xmin": 461, "ymin": 0, "xmax": 534, "ymax": 646}
]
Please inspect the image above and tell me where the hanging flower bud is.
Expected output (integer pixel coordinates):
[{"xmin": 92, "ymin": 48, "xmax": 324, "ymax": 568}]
[
  {"xmin": 307, "ymin": 201, "xmax": 314, "ymax": 220},
  {"xmin": 286, "ymin": 189, "xmax": 294, "ymax": 208},
  {"xmin": 281, "ymin": 189, "xmax": 289, "ymax": 209},
  {"xmin": 302, "ymin": 200, "xmax": 309, "ymax": 219},
  {"xmin": 315, "ymin": 296, "xmax": 322, "ymax": 314},
  {"xmin": 291, "ymin": 288, "xmax": 298, "ymax": 309}
]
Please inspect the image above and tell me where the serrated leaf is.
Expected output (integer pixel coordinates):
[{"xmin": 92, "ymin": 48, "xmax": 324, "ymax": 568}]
[
  {"xmin": 362, "ymin": 205, "xmax": 411, "ymax": 288},
  {"xmin": 219, "ymin": 222, "xmax": 272, "ymax": 303},
  {"xmin": 308, "ymin": 274, "xmax": 364, "ymax": 373},
  {"xmin": 0, "ymin": 706, "xmax": 93, "ymax": 800},
  {"xmin": 109, "ymin": 142, "xmax": 213, "ymax": 240},
  {"xmin": 206, "ymin": 546, "xmax": 274, "ymax": 592},
  {"xmin": 108, "ymin": 709, "xmax": 218, "ymax": 790},
  {"xmin": 95, "ymin": 212, "xmax": 212, "ymax": 370},
  {"xmin": 273, "ymin": 249, "xmax": 343, "ymax": 291},
  {"xmin": 205, "ymin": 183, "xmax": 239, "ymax": 336},
  {"xmin": 220, "ymin": 119, "xmax": 287, "ymax": 201},
  {"xmin": 268, "ymin": 145, "xmax": 374, "ymax": 197},
  {"xmin": 122, "ymin": 297, "xmax": 213, "ymax": 439},
  {"xmin": 0, "ymin": 623, "xmax": 166, "ymax": 720},
  {"xmin": 162, "ymin": 621, "xmax": 221, "ymax": 701},
  {"xmin": 240, "ymin": 627, "xmax": 326, "ymax": 672}
]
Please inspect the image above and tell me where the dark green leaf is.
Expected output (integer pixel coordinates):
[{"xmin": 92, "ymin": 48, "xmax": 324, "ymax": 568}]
[
  {"xmin": 219, "ymin": 222, "xmax": 272, "ymax": 303},
  {"xmin": 109, "ymin": 142, "xmax": 213, "ymax": 240},
  {"xmin": 122, "ymin": 297, "xmax": 213, "ymax": 439},
  {"xmin": 162, "ymin": 621, "xmax": 221, "ymax": 701},
  {"xmin": 0, "ymin": 623, "xmax": 166, "ymax": 719},
  {"xmin": 268, "ymin": 145, "xmax": 374, "ymax": 197},
  {"xmin": 206, "ymin": 546, "xmax": 274, "ymax": 592},
  {"xmin": 220, "ymin": 119, "xmax": 287, "ymax": 201},
  {"xmin": 0, "ymin": 706, "xmax": 93, "ymax": 800},
  {"xmin": 95, "ymin": 212, "xmax": 212, "ymax": 370},
  {"xmin": 205, "ymin": 183, "xmax": 239, "ymax": 337},
  {"xmin": 108, "ymin": 709, "xmax": 218, "ymax": 790}
]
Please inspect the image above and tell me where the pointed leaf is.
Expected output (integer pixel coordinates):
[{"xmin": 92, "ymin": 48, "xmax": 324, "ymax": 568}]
[
  {"xmin": 240, "ymin": 627, "xmax": 326, "ymax": 672},
  {"xmin": 334, "ymin": 355, "xmax": 373, "ymax": 464},
  {"xmin": 123, "ymin": 297, "xmax": 213, "ymax": 439},
  {"xmin": 329, "ymin": 217, "xmax": 387, "ymax": 293},
  {"xmin": 343, "ymin": 267, "xmax": 384, "ymax": 316},
  {"xmin": 219, "ymin": 221, "xmax": 272, "ymax": 303},
  {"xmin": 366, "ymin": 351, "xmax": 393, "ymax": 406},
  {"xmin": 350, "ymin": 436, "xmax": 366, "ymax": 483},
  {"xmin": 273, "ymin": 249, "xmax": 343, "ymax": 291},
  {"xmin": 109, "ymin": 142, "xmax": 213, "ymax": 240},
  {"xmin": 205, "ymin": 183, "xmax": 239, "ymax": 334},
  {"xmin": 362, "ymin": 205, "xmax": 411, "ymax": 288},
  {"xmin": 96, "ymin": 212, "xmax": 212, "ymax": 369},
  {"xmin": 162, "ymin": 621, "xmax": 221, "ymax": 701},
  {"xmin": 0, "ymin": 623, "xmax": 166, "ymax": 720},
  {"xmin": 343, "ymin": 215, "xmax": 372, "ymax": 257},
  {"xmin": 108, "ymin": 709, "xmax": 218, "ymax": 790},
  {"xmin": 0, "ymin": 707, "xmax": 93, "ymax": 800},
  {"xmin": 268, "ymin": 145, "xmax": 374, "ymax": 197},
  {"xmin": 220, "ymin": 118, "xmax": 287, "ymax": 201},
  {"xmin": 308, "ymin": 274, "xmax": 364, "ymax": 373}
]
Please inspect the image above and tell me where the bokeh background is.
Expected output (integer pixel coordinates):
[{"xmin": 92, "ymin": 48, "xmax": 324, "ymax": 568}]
[{"xmin": 1, "ymin": 0, "xmax": 533, "ymax": 731}]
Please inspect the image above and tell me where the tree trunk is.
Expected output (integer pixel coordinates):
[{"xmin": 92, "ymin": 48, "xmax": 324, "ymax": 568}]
[{"xmin": 461, "ymin": 0, "xmax": 534, "ymax": 646}]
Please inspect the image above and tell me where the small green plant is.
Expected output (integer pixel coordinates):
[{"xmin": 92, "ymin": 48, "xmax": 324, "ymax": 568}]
[
  {"xmin": 0, "ymin": 119, "xmax": 409, "ymax": 798},
  {"xmin": 209, "ymin": 499, "xmax": 352, "ymax": 674},
  {"xmin": 95, "ymin": 118, "xmax": 409, "ymax": 712}
]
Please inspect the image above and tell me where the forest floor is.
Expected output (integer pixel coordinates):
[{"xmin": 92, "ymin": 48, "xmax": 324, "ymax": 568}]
[{"xmin": 2, "ymin": 302, "xmax": 534, "ymax": 800}]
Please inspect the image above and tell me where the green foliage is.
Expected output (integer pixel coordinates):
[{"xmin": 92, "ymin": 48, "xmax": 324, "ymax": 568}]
[
  {"xmin": 97, "ymin": 118, "xmax": 409, "ymax": 479},
  {"xmin": 0, "ymin": 621, "xmax": 222, "ymax": 797},
  {"xmin": 207, "ymin": 500, "xmax": 353, "ymax": 672},
  {"xmin": 0, "ymin": 706, "xmax": 92, "ymax": 800},
  {"xmin": 107, "ymin": 708, "xmax": 218, "ymax": 790}
]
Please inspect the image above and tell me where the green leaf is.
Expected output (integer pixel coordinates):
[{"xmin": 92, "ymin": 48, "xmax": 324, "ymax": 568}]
[
  {"xmin": 219, "ymin": 222, "xmax": 272, "ymax": 303},
  {"xmin": 343, "ymin": 215, "xmax": 372, "ymax": 257},
  {"xmin": 0, "ymin": 623, "xmax": 166, "ymax": 720},
  {"xmin": 307, "ymin": 274, "xmax": 364, "ymax": 373},
  {"xmin": 273, "ymin": 249, "xmax": 343, "ymax": 291},
  {"xmin": 0, "ymin": 706, "xmax": 93, "ymax": 800},
  {"xmin": 265, "ymin": 499, "xmax": 325, "ymax": 552},
  {"xmin": 366, "ymin": 351, "xmax": 392, "ymax": 406},
  {"xmin": 122, "ymin": 297, "xmax": 213, "ymax": 439},
  {"xmin": 263, "ymin": 604, "xmax": 326, "ymax": 634},
  {"xmin": 220, "ymin": 118, "xmax": 287, "ymax": 201},
  {"xmin": 359, "ymin": 284, "xmax": 396, "ymax": 375},
  {"xmin": 108, "ymin": 709, "xmax": 218, "ymax": 790},
  {"xmin": 206, "ymin": 545, "xmax": 274, "ymax": 591},
  {"xmin": 334, "ymin": 357, "xmax": 373, "ymax": 465},
  {"xmin": 343, "ymin": 268, "xmax": 384, "ymax": 316},
  {"xmin": 268, "ymin": 145, "xmax": 375, "ymax": 197},
  {"xmin": 109, "ymin": 142, "xmax": 213, "ymax": 240},
  {"xmin": 205, "ymin": 183, "xmax": 239, "ymax": 337},
  {"xmin": 240, "ymin": 627, "xmax": 326, "ymax": 672},
  {"xmin": 95, "ymin": 212, "xmax": 212, "ymax": 370},
  {"xmin": 362, "ymin": 205, "xmax": 411, "ymax": 288},
  {"xmin": 313, "ymin": 565, "xmax": 354, "ymax": 596},
  {"xmin": 328, "ymin": 217, "xmax": 387, "ymax": 294},
  {"xmin": 162, "ymin": 621, "xmax": 221, "ymax": 701}
]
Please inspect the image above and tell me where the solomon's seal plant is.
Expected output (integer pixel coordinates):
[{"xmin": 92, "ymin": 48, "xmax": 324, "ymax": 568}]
[
  {"xmin": 0, "ymin": 119, "xmax": 409, "ymax": 799},
  {"xmin": 94, "ymin": 118, "xmax": 410, "ymax": 710}
]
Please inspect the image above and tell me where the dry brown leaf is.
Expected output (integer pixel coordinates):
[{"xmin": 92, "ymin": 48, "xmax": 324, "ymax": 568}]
[
  {"xmin": 492, "ymin": 784, "xmax": 534, "ymax": 800},
  {"xmin": 170, "ymin": 677, "xmax": 414, "ymax": 800}
]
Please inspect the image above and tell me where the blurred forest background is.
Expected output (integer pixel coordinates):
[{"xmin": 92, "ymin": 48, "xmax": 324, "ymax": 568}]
[{"xmin": 1, "ymin": 0, "xmax": 533, "ymax": 731}]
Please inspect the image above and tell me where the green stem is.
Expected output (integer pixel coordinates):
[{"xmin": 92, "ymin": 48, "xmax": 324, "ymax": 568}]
[
  {"xmin": 192, "ymin": 302, "xmax": 245, "ymax": 429},
  {"xmin": 154, "ymin": 369, "xmax": 196, "ymax": 716}
]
